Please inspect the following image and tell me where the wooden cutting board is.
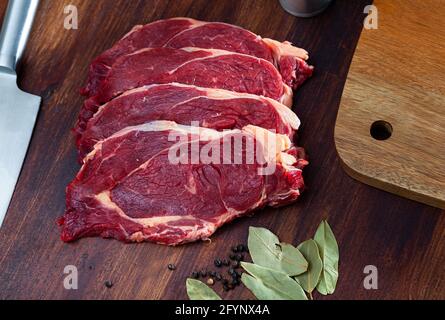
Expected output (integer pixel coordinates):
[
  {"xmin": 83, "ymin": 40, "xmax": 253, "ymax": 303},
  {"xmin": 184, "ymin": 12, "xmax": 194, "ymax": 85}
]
[{"xmin": 335, "ymin": 0, "xmax": 445, "ymax": 209}]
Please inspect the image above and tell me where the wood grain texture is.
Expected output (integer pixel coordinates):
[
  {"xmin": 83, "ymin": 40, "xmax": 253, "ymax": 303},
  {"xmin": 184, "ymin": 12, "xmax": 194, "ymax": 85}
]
[
  {"xmin": 0, "ymin": 0, "xmax": 444, "ymax": 300},
  {"xmin": 335, "ymin": 0, "xmax": 445, "ymax": 209}
]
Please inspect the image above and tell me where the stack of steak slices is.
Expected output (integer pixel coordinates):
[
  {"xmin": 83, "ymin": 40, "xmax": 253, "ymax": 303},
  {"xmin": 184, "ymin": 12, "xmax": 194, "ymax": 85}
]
[{"xmin": 59, "ymin": 18, "xmax": 313, "ymax": 245}]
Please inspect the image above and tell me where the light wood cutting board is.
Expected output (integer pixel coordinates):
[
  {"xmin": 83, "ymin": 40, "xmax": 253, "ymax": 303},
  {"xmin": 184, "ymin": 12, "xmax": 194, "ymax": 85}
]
[{"xmin": 335, "ymin": 0, "xmax": 445, "ymax": 209}]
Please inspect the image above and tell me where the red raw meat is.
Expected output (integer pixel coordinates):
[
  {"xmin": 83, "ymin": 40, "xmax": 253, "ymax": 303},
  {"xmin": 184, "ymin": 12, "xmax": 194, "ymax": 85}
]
[
  {"xmin": 77, "ymin": 83, "xmax": 300, "ymax": 159},
  {"xmin": 60, "ymin": 121, "xmax": 307, "ymax": 245},
  {"xmin": 82, "ymin": 17, "xmax": 313, "ymax": 97},
  {"xmin": 75, "ymin": 47, "xmax": 294, "ymax": 137}
]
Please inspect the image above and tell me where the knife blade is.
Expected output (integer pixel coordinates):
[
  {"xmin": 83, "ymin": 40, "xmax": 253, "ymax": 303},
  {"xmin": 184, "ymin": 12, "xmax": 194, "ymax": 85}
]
[{"xmin": 0, "ymin": 0, "xmax": 40, "ymax": 226}]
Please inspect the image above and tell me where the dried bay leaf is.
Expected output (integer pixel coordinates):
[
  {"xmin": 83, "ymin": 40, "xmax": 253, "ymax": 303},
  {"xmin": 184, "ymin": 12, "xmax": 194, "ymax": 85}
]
[
  {"xmin": 242, "ymin": 274, "xmax": 292, "ymax": 300},
  {"xmin": 314, "ymin": 220, "xmax": 339, "ymax": 295},
  {"xmin": 186, "ymin": 278, "xmax": 222, "ymax": 300},
  {"xmin": 295, "ymin": 239, "xmax": 322, "ymax": 293},
  {"xmin": 279, "ymin": 243, "xmax": 308, "ymax": 275},
  {"xmin": 248, "ymin": 227, "xmax": 308, "ymax": 276},
  {"xmin": 248, "ymin": 227, "xmax": 280, "ymax": 268},
  {"xmin": 241, "ymin": 262, "xmax": 308, "ymax": 300}
]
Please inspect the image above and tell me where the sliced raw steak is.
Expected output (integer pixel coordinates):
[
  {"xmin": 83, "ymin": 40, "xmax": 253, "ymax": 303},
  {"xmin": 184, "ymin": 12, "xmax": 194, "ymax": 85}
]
[
  {"xmin": 77, "ymin": 83, "xmax": 300, "ymax": 159},
  {"xmin": 75, "ymin": 47, "xmax": 294, "ymax": 135},
  {"xmin": 82, "ymin": 17, "xmax": 313, "ymax": 97},
  {"xmin": 60, "ymin": 121, "xmax": 307, "ymax": 245}
]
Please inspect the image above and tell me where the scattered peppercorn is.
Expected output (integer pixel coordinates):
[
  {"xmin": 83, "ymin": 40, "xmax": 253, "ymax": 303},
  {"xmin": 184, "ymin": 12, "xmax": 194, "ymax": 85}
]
[
  {"xmin": 235, "ymin": 254, "xmax": 244, "ymax": 261},
  {"xmin": 189, "ymin": 244, "xmax": 247, "ymax": 292},
  {"xmin": 104, "ymin": 280, "xmax": 113, "ymax": 288},
  {"xmin": 214, "ymin": 259, "xmax": 222, "ymax": 267},
  {"xmin": 168, "ymin": 264, "xmax": 176, "ymax": 271}
]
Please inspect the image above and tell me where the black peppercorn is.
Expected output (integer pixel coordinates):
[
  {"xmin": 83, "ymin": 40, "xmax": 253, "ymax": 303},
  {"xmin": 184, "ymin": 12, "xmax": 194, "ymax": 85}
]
[
  {"xmin": 232, "ymin": 261, "xmax": 240, "ymax": 268},
  {"xmin": 222, "ymin": 259, "xmax": 230, "ymax": 266},
  {"xmin": 210, "ymin": 271, "xmax": 217, "ymax": 277},
  {"xmin": 223, "ymin": 284, "xmax": 230, "ymax": 291},
  {"xmin": 200, "ymin": 270, "xmax": 208, "ymax": 277},
  {"xmin": 104, "ymin": 280, "xmax": 113, "ymax": 288},
  {"xmin": 191, "ymin": 271, "xmax": 199, "ymax": 279},
  {"xmin": 237, "ymin": 244, "xmax": 247, "ymax": 252},
  {"xmin": 229, "ymin": 253, "xmax": 236, "ymax": 260},
  {"xmin": 168, "ymin": 264, "xmax": 176, "ymax": 271},
  {"xmin": 215, "ymin": 273, "xmax": 222, "ymax": 281},
  {"xmin": 235, "ymin": 254, "xmax": 244, "ymax": 261},
  {"xmin": 214, "ymin": 259, "xmax": 222, "ymax": 267},
  {"xmin": 231, "ymin": 246, "xmax": 239, "ymax": 253},
  {"xmin": 228, "ymin": 268, "xmax": 236, "ymax": 276},
  {"xmin": 222, "ymin": 279, "xmax": 229, "ymax": 285}
]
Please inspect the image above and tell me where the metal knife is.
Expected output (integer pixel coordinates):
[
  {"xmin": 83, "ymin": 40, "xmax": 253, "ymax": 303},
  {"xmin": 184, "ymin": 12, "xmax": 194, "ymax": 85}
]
[{"xmin": 0, "ymin": 0, "xmax": 40, "ymax": 226}]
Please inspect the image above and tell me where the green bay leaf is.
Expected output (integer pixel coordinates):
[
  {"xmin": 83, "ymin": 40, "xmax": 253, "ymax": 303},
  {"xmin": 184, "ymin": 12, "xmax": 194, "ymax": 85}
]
[
  {"xmin": 248, "ymin": 227, "xmax": 308, "ymax": 276},
  {"xmin": 242, "ymin": 274, "xmax": 292, "ymax": 300},
  {"xmin": 279, "ymin": 243, "xmax": 308, "ymax": 275},
  {"xmin": 295, "ymin": 239, "xmax": 322, "ymax": 293},
  {"xmin": 314, "ymin": 220, "xmax": 339, "ymax": 295},
  {"xmin": 186, "ymin": 278, "xmax": 222, "ymax": 300},
  {"xmin": 241, "ymin": 262, "xmax": 307, "ymax": 300}
]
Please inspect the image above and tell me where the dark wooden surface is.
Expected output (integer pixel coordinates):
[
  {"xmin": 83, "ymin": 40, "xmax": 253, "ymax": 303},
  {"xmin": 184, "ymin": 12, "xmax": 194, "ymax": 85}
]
[{"xmin": 0, "ymin": 0, "xmax": 443, "ymax": 300}]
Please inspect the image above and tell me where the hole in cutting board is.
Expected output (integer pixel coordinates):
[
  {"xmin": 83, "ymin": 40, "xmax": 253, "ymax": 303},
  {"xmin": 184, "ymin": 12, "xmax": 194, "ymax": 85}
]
[{"xmin": 370, "ymin": 120, "xmax": 393, "ymax": 140}]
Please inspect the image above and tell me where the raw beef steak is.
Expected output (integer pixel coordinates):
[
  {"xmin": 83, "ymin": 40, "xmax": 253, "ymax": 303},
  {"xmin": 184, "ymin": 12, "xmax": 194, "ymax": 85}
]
[
  {"xmin": 60, "ymin": 121, "xmax": 307, "ymax": 245},
  {"xmin": 75, "ymin": 47, "xmax": 294, "ymax": 135},
  {"xmin": 77, "ymin": 83, "xmax": 300, "ymax": 159},
  {"xmin": 82, "ymin": 17, "xmax": 313, "ymax": 97}
]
